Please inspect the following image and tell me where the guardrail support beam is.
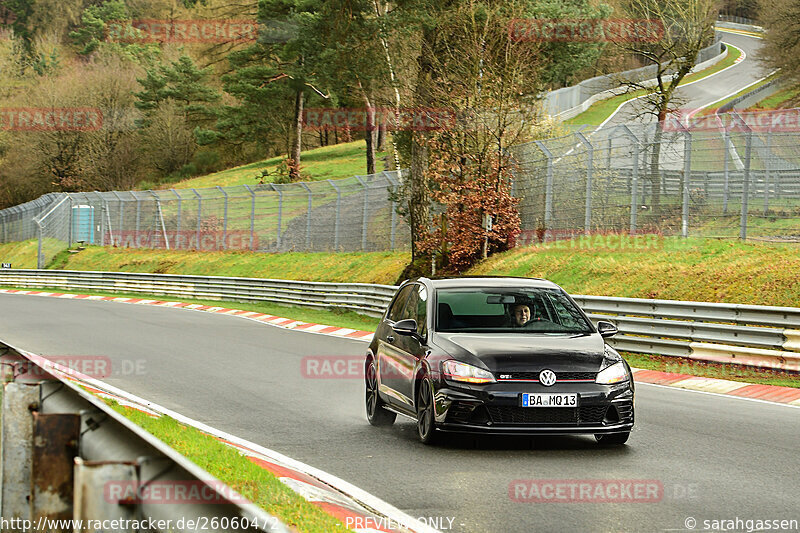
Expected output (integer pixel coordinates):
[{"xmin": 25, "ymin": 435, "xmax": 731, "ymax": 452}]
[
  {"xmin": 32, "ymin": 412, "xmax": 80, "ymax": 530},
  {"xmin": 74, "ymin": 459, "xmax": 138, "ymax": 532},
  {"xmin": 1, "ymin": 382, "xmax": 39, "ymax": 530}
]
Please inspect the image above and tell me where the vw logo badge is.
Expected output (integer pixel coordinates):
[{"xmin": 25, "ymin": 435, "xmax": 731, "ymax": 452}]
[{"xmin": 539, "ymin": 369, "xmax": 557, "ymax": 387}]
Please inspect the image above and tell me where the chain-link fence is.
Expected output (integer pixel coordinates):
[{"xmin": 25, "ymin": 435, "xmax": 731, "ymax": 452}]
[
  {"xmin": 0, "ymin": 171, "xmax": 409, "ymax": 268},
  {"xmin": 4, "ymin": 110, "xmax": 800, "ymax": 268},
  {"xmin": 512, "ymin": 111, "xmax": 800, "ymax": 245}
]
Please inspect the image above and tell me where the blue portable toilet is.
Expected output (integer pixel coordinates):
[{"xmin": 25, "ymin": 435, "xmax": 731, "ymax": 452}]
[{"xmin": 71, "ymin": 205, "xmax": 95, "ymax": 244}]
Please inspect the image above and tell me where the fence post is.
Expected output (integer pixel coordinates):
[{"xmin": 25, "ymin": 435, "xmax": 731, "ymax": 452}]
[
  {"xmin": 171, "ymin": 189, "xmax": 182, "ymax": 241},
  {"xmin": 243, "ymin": 185, "xmax": 256, "ymax": 251},
  {"xmin": 270, "ymin": 184, "xmax": 283, "ymax": 251},
  {"xmin": 36, "ymin": 220, "xmax": 44, "ymax": 269},
  {"xmin": 133, "ymin": 192, "xmax": 141, "ymax": 238},
  {"xmin": 606, "ymin": 137, "xmax": 612, "ymax": 169},
  {"xmin": 722, "ymin": 129, "xmax": 730, "ymax": 214},
  {"xmin": 738, "ymin": 116, "xmax": 753, "ymax": 240},
  {"xmin": 216, "ymin": 186, "xmax": 228, "ymax": 250},
  {"xmin": 384, "ymin": 171, "xmax": 399, "ymax": 250},
  {"xmin": 300, "ymin": 183, "xmax": 312, "ymax": 250},
  {"xmin": 355, "ymin": 175, "xmax": 369, "ymax": 251},
  {"xmin": 576, "ymin": 133, "xmax": 593, "ymax": 235},
  {"xmin": 193, "ymin": 189, "xmax": 202, "ymax": 249},
  {"xmin": 150, "ymin": 191, "xmax": 169, "ymax": 250},
  {"xmin": 111, "ymin": 191, "xmax": 123, "ymax": 246},
  {"xmin": 617, "ymin": 125, "xmax": 640, "ymax": 234},
  {"xmin": 327, "ymin": 179, "xmax": 341, "ymax": 250},
  {"xmin": 68, "ymin": 196, "xmax": 74, "ymax": 247},
  {"xmin": 681, "ymin": 125, "xmax": 692, "ymax": 238},
  {"xmin": 534, "ymin": 141, "xmax": 554, "ymax": 240},
  {"xmin": 764, "ymin": 129, "xmax": 772, "ymax": 216}
]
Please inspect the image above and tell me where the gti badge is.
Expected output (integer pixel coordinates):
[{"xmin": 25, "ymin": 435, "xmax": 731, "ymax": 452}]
[{"xmin": 539, "ymin": 369, "xmax": 557, "ymax": 387}]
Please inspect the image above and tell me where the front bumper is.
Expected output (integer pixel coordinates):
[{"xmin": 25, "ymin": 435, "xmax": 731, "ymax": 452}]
[{"xmin": 434, "ymin": 379, "xmax": 634, "ymax": 435}]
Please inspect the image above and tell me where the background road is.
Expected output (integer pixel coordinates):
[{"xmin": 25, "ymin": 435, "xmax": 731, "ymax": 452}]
[
  {"xmin": 605, "ymin": 31, "xmax": 768, "ymax": 127},
  {"xmin": 1, "ymin": 294, "xmax": 797, "ymax": 533}
]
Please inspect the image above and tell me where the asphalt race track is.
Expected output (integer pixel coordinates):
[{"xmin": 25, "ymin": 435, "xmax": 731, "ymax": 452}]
[
  {"xmin": 603, "ymin": 31, "xmax": 769, "ymax": 128},
  {"xmin": 1, "ymin": 294, "xmax": 797, "ymax": 533}
]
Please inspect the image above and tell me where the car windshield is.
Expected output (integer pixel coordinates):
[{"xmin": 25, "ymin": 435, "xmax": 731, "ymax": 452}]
[{"xmin": 435, "ymin": 287, "xmax": 593, "ymax": 334}]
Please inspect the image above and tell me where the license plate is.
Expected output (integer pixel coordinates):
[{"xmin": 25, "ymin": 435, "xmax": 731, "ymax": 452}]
[{"xmin": 521, "ymin": 393, "xmax": 578, "ymax": 407}]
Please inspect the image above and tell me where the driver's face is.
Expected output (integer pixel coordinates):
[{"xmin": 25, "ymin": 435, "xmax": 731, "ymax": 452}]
[{"xmin": 513, "ymin": 305, "xmax": 530, "ymax": 326}]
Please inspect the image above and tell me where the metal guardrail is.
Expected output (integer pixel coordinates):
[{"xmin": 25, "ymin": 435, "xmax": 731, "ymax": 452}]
[
  {"xmin": 0, "ymin": 270, "xmax": 397, "ymax": 318},
  {"xmin": 1, "ymin": 270, "xmax": 799, "ymax": 370},
  {"xmin": 0, "ymin": 339, "xmax": 289, "ymax": 533}
]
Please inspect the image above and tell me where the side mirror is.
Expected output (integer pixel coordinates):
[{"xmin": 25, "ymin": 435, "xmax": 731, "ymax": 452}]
[
  {"xmin": 596, "ymin": 320, "xmax": 618, "ymax": 338},
  {"xmin": 392, "ymin": 319, "xmax": 418, "ymax": 336}
]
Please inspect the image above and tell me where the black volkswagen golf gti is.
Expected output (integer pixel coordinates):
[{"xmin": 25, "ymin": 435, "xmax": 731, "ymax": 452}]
[{"xmin": 365, "ymin": 277, "xmax": 634, "ymax": 445}]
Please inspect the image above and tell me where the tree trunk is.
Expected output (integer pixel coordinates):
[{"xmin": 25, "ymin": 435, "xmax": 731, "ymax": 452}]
[
  {"xmin": 289, "ymin": 88, "xmax": 304, "ymax": 180},
  {"xmin": 648, "ymin": 108, "xmax": 668, "ymax": 214},
  {"xmin": 362, "ymin": 91, "xmax": 377, "ymax": 175},
  {"xmin": 408, "ymin": 25, "xmax": 437, "ymax": 261},
  {"xmin": 377, "ymin": 124, "xmax": 385, "ymax": 152}
]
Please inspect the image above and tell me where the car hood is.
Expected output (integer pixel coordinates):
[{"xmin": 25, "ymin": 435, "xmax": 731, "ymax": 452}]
[{"xmin": 433, "ymin": 332, "xmax": 607, "ymax": 373}]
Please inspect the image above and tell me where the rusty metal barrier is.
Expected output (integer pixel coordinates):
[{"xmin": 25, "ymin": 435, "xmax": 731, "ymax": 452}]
[{"xmin": 0, "ymin": 339, "xmax": 289, "ymax": 533}]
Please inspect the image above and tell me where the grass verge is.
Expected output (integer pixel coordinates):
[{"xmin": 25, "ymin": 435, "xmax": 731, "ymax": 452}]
[
  {"xmin": 104, "ymin": 401, "xmax": 352, "ymax": 533},
  {"xmin": 41, "ymin": 245, "xmax": 409, "ymax": 286},
  {"xmin": 169, "ymin": 141, "xmax": 388, "ymax": 190}
]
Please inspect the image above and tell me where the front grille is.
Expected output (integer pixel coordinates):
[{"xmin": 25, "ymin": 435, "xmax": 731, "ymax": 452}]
[
  {"xmin": 497, "ymin": 371, "xmax": 596, "ymax": 381},
  {"xmin": 579, "ymin": 405, "xmax": 607, "ymax": 424},
  {"xmin": 486, "ymin": 405, "xmax": 610, "ymax": 425}
]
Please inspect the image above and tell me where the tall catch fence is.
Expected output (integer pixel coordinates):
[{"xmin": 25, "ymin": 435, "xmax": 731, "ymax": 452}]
[
  {"xmin": 3, "ymin": 110, "xmax": 800, "ymax": 267},
  {"xmin": 0, "ymin": 171, "xmax": 408, "ymax": 268},
  {"xmin": 512, "ymin": 111, "xmax": 800, "ymax": 246}
]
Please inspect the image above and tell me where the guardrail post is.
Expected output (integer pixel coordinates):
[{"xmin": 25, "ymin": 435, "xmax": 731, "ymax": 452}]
[
  {"xmin": 326, "ymin": 179, "xmax": 341, "ymax": 250},
  {"xmin": 534, "ymin": 141, "xmax": 554, "ymax": 240},
  {"xmin": 355, "ymin": 176, "xmax": 369, "ymax": 251},
  {"xmin": 73, "ymin": 459, "xmax": 139, "ymax": 531},
  {"xmin": 32, "ymin": 412, "xmax": 80, "ymax": 529},
  {"xmin": 1, "ymin": 382, "xmax": 39, "ymax": 530},
  {"xmin": 575, "ymin": 133, "xmax": 593, "ymax": 235},
  {"xmin": 300, "ymin": 183, "xmax": 312, "ymax": 250},
  {"xmin": 244, "ymin": 185, "xmax": 256, "ymax": 251}
]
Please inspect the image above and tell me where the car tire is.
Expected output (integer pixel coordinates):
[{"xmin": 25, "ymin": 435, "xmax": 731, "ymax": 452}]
[
  {"xmin": 595, "ymin": 431, "xmax": 630, "ymax": 445},
  {"xmin": 365, "ymin": 358, "xmax": 396, "ymax": 426},
  {"xmin": 416, "ymin": 376, "xmax": 439, "ymax": 445}
]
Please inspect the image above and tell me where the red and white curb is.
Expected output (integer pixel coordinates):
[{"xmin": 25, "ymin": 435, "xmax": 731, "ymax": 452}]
[
  {"xmin": 631, "ymin": 368, "xmax": 800, "ymax": 407},
  {"xmin": 3, "ymin": 287, "xmax": 799, "ymax": 408},
  {"xmin": 14, "ymin": 348, "xmax": 439, "ymax": 533},
  {"xmin": 0, "ymin": 288, "xmax": 374, "ymax": 341}
]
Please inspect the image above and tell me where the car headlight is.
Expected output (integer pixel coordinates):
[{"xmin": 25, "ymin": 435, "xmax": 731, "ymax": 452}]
[
  {"xmin": 595, "ymin": 361, "xmax": 629, "ymax": 385},
  {"xmin": 442, "ymin": 360, "xmax": 495, "ymax": 384}
]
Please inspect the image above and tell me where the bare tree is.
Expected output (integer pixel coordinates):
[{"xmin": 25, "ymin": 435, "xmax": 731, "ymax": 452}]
[{"xmin": 615, "ymin": 0, "xmax": 716, "ymax": 210}]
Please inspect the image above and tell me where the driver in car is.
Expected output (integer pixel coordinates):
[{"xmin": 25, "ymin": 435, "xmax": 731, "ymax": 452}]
[{"xmin": 510, "ymin": 303, "xmax": 538, "ymax": 327}]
